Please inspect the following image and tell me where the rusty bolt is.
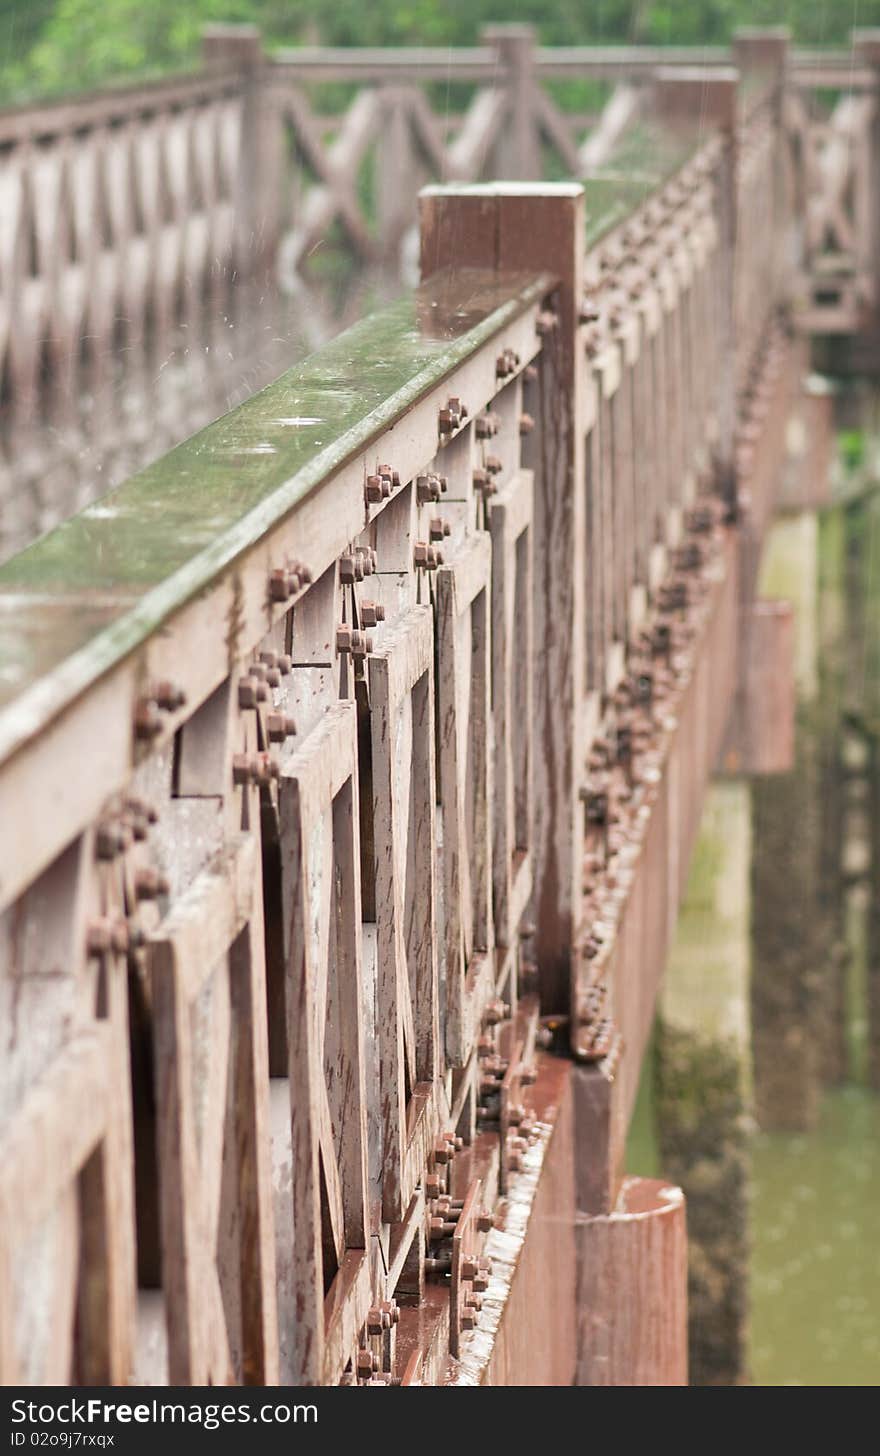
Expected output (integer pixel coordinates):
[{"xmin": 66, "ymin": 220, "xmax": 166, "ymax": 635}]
[
  {"xmin": 155, "ymin": 681, "xmax": 186, "ymax": 712},
  {"xmin": 277, "ymin": 654, "xmax": 292, "ymax": 675},
  {"xmin": 424, "ymin": 1172, "xmax": 442, "ymax": 1199},
  {"xmin": 338, "ymin": 554, "xmax": 357, "ymax": 585},
  {"xmin": 439, "ymin": 398, "xmax": 462, "ymax": 433},
  {"xmin": 484, "ymin": 454, "xmax": 503, "ymax": 476},
  {"xmin": 582, "ymin": 788, "xmax": 609, "ymax": 825},
  {"xmin": 266, "ymin": 712, "xmax": 296, "ymax": 743},
  {"xmin": 417, "ymin": 474, "xmax": 442, "ymax": 504},
  {"xmin": 673, "ymin": 542, "xmax": 703, "ymax": 573},
  {"xmin": 232, "ymin": 753, "xmax": 256, "ymax": 786},
  {"xmin": 87, "ymin": 917, "xmax": 132, "ymax": 957},
  {"xmin": 130, "ymin": 813, "xmax": 149, "ymax": 843},
  {"xmin": 686, "ymin": 505, "xmax": 715, "ymax": 534},
  {"xmin": 432, "ymin": 1138, "xmax": 453, "ymax": 1165},
  {"xmin": 357, "ymin": 1350, "xmax": 377, "ymax": 1378},
  {"xmin": 483, "ymin": 998, "xmax": 508, "ymax": 1026},
  {"xmin": 356, "ymin": 546, "xmax": 376, "ymax": 576},
  {"xmin": 366, "ymin": 1307, "xmax": 384, "ymax": 1337},
  {"xmin": 126, "ymin": 796, "xmax": 158, "ymax": 825},
  {"xmin": 475, "ymin": 411, "xmax": 499, "ymax": 440},
  {"xmin": 96, "ymin": 824, "xmax": 125, "ymax": 861},
  {"xmin": 134, "ymin": 867, "xmax": 170, "ymax": 901},
  {"xmin": 268, "ymin": 568, "xmax": 293, "ymax": 602},
  {"xmin": 579, "ymin": 299, "xmax": 601, "ymax": 325},
  {"xmin": 86, "ymin": 917, "xmax": 114, "ymax": 956},
  {"xmin": 134, "ymin": 699, "xmax": 162, "ymax": 740},
  {"xmin": 259, "ymin": 650, "xmax": 278, "ymax": 669},
  {"xmin": 429, "ymin": 516, "xmax": 449, "ymax": 542},
  {"xmin": 365, "ymin": 474, "xmax": 384, "ymax": 504},
  {"xmin": 414, "ymin": 542, "xmax": 441, "ymax": 571},
  {"xmin": 360, "ymin": 600, "xmax": 385, "ymax": 628},
  {"xmin": 252, "ymin": 753, "xmax": 280, "ymax": 786},
  {"xmin": 473, "ymin": 468, "xmax": 494, "ymax": 494},
  {"xmin": 519, "ymin": 413, "xmax": 535, "ymax": 436},
  {"xmin": 381, "ymin": 1299, "xmax": 400, "ymax": 1326},
  {"xmin": 429, "ymin": 1216, "xmax": 457, "ymax": 1239},
  {"xmin": 477, "ymin": 1208, "xmax": 501, "ymax": 1234},
  {"xmin": 378, "ymin": 463, "xmax": 400, "ymax": 492}
]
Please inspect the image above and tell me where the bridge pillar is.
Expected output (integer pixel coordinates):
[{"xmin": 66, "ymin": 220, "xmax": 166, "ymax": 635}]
[
  {"xmin": 419, "ymin": 182, "xmax": 586, "ymax": 1015},
  {"xmin": 750, "ymin": 513, "xmax": 826, "ymax": 1128},
  {"xmin": 576, "ymin": 1177, "xmax": 688, "ymax": 1385},
  {"xmin": 656, "ymin": 779, "xmax": 753, "ymax": 1385}
]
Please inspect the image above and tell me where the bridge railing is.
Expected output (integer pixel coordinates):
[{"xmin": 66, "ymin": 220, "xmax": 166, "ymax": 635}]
[
  {"xmin": 3, "ymin": 22, "xmax": 873, "ymax": 451},
  {"xmin": 0, "ymin": 85, "xmax": 757, "ymax": 1383}
]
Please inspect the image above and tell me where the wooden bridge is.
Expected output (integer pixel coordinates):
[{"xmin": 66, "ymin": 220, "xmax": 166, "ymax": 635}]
[{"xmin": 0, "ymin": 26, "xmax": 875, "ymax": 1387}]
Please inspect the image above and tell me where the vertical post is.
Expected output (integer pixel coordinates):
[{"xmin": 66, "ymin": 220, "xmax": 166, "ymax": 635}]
[
  {"xmin": 733, "ymin": 29, "xmax": 790, "ymax": 318},
  {"xmin": 853, "ymin": 30, "xmax": 880, "ymax": 338},
  {"xmin": 653, "ymin": 68, "xmax": 739, "ymax": 512},
  {"xmin": 576, "ymin": 1178, "xmax": 688, "ymax": 1386},
  {"xmin": 733, "ymin": 26, "xmax": 789, "ymax": 89},
  {"xmin": 419, "ymin": 183, "xmax": 586, "ymax": 1012},
  {"xmin": 377, "ymin": 87, "xmax": 416, "ymax": 264},
  {"xmin": 202, "ymin": 25, "xmax": 282, "ymax": 273},
  {"xmin": 482, "ymin": 25, "xmax": 541, "ymax": 179}
]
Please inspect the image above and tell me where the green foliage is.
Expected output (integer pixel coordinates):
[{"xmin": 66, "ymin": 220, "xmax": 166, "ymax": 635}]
[
  {"xmin": 4, "ymin": 0, "xmax": 880, "ymax": 103},
  {"xmin": 840, "ymin": 429, "xmax": 865, "ymax": 473}
]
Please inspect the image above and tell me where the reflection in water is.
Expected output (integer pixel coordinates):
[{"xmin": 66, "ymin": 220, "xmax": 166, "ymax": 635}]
[
  {"xmin": 0, "ymin": 263, "xmax": 404, "ymax": 562},
  {"xmin": 751, "ymin": 1087, "xmax": 880, "ymax": 1386}
]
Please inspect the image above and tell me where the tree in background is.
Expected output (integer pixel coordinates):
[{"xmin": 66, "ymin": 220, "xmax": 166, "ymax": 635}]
[{"xmin": 4, "ymin": 0, "xmax": 880, "ymax": 103}]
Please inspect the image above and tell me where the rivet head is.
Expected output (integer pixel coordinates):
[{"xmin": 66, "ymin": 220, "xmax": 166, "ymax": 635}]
[
  {"xmin": 269, "ymin": 568, "xmax": 291, "ymax": 602},
  {"xmin": 134, "ymin": 867, "xmax": 169, "ymax": 901},
  {"xmin": 134, "ymin": 700, "xmax": 162, "ymax": 740},
  {"xmin": 238, "ymin": 677, "xmax": 259, "ymax": 710},
  {"xmin": 266, "ymin": 712, "xmax": 297, "ymax": 742}
]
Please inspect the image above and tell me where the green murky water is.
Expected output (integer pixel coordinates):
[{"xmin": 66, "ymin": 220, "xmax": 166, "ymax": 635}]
[{"xmin": 750, "ymin": 1086, "xmax": 880, "ymax": 1386}]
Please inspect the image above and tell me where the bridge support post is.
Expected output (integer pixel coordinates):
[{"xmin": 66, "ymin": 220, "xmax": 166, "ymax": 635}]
[
  {"xmin": 750, "ymin": 512, "xmax": 827, "ymax": 1128},
  {"xmin": 419, "ymin": 182, "xmax": 586, "ymax": 1014},
  {"xmin": 656, "ymin": 779, "xmax": 753, "ymax": 1385},
  {"xmin": 576, "ymin": 1177, "xmax": 688, "ymax": 1386},
  {"xmin": 481, "ymin": 26, "xmax": 541, "ymax": 180},
  {"xmin": 202, "ymin": 25, "xmax": 282, "ymax": 272}
]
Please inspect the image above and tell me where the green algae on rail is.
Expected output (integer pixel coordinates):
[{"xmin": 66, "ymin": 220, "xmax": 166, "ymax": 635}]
[{"xmin": 0, "ymin": 267, "xmax": 549, "ymax": 752}]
